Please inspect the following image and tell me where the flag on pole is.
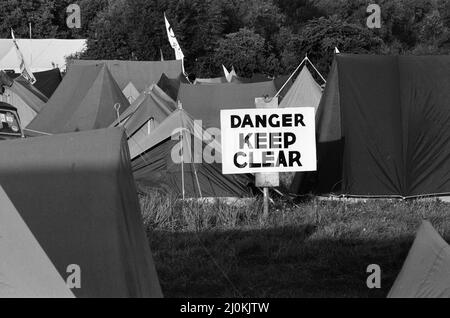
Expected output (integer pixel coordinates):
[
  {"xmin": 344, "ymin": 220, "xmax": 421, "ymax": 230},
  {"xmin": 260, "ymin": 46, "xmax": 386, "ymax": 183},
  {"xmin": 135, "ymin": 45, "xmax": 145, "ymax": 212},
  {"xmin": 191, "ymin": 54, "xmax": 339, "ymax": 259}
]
[
  {"xmin": 164, "ymin": 13, "xmax": 184, "ymax": 61},
  {"xmin": 230, "ymin": 66, "xmax": 237, "ymax": 79},
  {"xmin": 11, "ymin": 29, "xmax": 36, "ymax": 84},
  {"xmin": 222, "ymin": 65, "xmax": 232, "ymax": 82}
]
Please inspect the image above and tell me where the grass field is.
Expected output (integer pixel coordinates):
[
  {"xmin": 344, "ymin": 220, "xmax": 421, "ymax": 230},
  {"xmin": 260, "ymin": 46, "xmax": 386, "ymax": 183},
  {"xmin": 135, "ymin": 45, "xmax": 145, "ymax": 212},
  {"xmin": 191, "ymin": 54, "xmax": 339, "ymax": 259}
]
[{"xmin": 139, "ymin": 186, "xmax": 450, "ymax": 298}]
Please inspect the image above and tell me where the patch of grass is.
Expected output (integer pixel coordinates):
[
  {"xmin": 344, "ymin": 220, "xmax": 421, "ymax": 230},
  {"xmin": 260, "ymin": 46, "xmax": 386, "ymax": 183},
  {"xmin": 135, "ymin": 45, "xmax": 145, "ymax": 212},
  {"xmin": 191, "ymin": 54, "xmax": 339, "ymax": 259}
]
[{"xmin": 138, "ymin": 186, "xmax": 450, "ymax": 297}]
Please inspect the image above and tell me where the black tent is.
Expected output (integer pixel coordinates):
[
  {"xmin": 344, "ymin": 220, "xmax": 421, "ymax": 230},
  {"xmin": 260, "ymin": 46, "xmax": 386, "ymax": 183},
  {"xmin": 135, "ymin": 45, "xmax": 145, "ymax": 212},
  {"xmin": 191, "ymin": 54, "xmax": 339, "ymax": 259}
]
[{"xmin": 291, "ymin": 54, "xmax": 450, "ymax": 198}]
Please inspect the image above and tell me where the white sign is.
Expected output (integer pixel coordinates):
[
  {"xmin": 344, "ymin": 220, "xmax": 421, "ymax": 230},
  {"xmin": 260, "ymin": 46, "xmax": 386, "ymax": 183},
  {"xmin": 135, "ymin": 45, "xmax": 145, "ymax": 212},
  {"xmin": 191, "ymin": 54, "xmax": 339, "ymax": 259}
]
[{"xmin": 220, "ymin": 107, "xmax": 317, "ymax": 174}]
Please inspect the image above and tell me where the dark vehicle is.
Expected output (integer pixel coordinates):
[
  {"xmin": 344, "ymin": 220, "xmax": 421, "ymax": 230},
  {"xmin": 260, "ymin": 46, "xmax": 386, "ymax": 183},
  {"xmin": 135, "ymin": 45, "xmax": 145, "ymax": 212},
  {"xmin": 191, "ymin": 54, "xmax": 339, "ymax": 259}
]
[{"xmin": 0, "ymin": 102, "xmax": 24, "ymax": 140}]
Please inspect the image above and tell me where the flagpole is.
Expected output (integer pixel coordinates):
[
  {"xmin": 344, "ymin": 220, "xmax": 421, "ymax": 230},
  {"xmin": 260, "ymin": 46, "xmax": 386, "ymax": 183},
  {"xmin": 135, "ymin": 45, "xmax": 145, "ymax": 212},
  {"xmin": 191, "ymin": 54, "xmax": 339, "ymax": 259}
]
[{"xmin": 29, "ymin": 22, "xmax": 32, "ymax": 69}]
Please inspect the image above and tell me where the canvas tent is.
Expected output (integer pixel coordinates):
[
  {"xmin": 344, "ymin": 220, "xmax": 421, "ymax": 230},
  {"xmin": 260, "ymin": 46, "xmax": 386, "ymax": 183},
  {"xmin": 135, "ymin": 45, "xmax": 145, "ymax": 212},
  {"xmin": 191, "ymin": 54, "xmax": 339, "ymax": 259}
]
[
  {"xmin": 291, "ymin": 54, "xmax": 450, "ymax": 198},
  {"xmin": 178, "ymin": 81, "xmax": 277, "ymax": 129},
  {"xmin": 0, "ymin": 128, "xmax": 162, "ymax": 298},
  {"xmin": 26, "ymin": 63, "xmax": 130, "ymax": 134},
  {"xmin": 31, "ymin": 68, "xmax": 62, "ymax": 98},
  {"xmin": 0, "ymin": 71, "xmax": 47, "ymax": 127},
  {"xmin": 111, "ymin": 83, "xmax": 177, "ymax": 138},
  {"xmin": 0, "ymin": 185, "xmax": 74, "ymax": 298},
  {"xmin": 0, "ymin": 39, "xmax": 86, "ymax": 72},
  {"xmin": 388, "ymin": 221, "xmax": 450, "ymax": 298},
  {"xmin": 157, "ymin": 73, "xmax": 189, "ymax": 101},
  {"xmin": 71, "ymin": 60, "xmax": 183, "ymax": 101},
  {"xmin": 131, "ymin": 108, "xmax": 251, "ymax": 198},
  {"xmin": 279, "ymin": 65, "xmax": 323, "ymax": 110}
]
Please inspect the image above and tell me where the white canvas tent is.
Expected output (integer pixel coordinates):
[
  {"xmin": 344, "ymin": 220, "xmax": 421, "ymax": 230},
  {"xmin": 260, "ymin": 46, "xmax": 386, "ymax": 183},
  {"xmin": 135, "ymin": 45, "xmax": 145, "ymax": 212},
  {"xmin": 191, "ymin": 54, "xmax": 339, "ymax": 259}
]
[
  {"xmin": 0, "ymin": 185, "xmax": 74, "ymax": 298},
  {"xmin": 0, "ymin": 39, "xmax": 86, "ymax": 72}
]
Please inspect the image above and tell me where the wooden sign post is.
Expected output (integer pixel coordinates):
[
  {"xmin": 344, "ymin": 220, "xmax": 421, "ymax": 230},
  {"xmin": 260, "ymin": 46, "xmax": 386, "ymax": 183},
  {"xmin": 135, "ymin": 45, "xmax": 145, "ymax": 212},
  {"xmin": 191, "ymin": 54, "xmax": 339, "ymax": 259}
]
[{"xmin": 255, "ymin": 97, "xmax": 279, "ymax": 219}]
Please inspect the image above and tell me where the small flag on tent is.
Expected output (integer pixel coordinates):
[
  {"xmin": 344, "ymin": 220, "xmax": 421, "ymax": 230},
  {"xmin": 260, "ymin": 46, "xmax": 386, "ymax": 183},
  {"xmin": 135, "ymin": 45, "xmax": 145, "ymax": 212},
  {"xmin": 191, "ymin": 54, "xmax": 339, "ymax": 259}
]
[
  {"xmin": 223, "ymin": 65, "xmax": 232, "ymax": 82},
  {"xmin": 11, "ymin": 29, "xmax": 36, "ymax": 85},
  {"xmin": 230, "ymin": 66, "xmax": 237, "ymax": 78},
  {"xmin": 164, "ymin": 13, "xmax": 184, "ymax": 61}
]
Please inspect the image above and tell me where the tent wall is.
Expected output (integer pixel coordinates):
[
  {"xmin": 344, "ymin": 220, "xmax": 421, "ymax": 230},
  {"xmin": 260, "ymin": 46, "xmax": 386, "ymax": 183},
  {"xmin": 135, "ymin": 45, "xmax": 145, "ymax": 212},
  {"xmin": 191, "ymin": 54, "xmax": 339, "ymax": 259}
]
[
  {"xmin": 293, "ymin": 54, "xmax": 450, "ymax": 198},
  {"xmin": 71, "ymin": 60, "xmax": 183, "ymax": 94},
  {"xmin": 0, "ymin": 128, "xmax": 162, "ymax": 298},
  {"xmin": 0, "ymin": 185, "xmax": 74, "ymax": 298},
  {"xmin": 27, "ymin": 64, "xmax": 130, "ymax": 134}
]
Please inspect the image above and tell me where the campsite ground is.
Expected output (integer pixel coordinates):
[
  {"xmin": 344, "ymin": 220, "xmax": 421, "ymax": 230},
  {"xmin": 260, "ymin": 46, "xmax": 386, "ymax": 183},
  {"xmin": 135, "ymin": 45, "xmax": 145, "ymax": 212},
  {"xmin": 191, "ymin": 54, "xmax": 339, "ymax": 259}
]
[{"xmin": 139, "ymin": 186, "xmax": 450, "ymax": 298}]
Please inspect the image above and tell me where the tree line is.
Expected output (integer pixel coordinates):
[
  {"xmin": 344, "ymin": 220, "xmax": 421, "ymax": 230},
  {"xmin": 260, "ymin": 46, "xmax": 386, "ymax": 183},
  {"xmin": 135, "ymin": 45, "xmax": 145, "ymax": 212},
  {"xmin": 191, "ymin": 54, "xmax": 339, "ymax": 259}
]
[{"xmin": 1, "ymin": 0, "xmax": 449, "ymax": 78}]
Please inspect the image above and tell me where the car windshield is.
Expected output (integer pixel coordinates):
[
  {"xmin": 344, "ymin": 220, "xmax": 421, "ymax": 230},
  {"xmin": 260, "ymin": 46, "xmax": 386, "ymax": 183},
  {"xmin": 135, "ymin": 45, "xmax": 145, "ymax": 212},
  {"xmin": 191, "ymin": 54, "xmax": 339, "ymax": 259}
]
[{"xmin": 0, "ymin": 110, "xmax": 21, "ymax": 136}]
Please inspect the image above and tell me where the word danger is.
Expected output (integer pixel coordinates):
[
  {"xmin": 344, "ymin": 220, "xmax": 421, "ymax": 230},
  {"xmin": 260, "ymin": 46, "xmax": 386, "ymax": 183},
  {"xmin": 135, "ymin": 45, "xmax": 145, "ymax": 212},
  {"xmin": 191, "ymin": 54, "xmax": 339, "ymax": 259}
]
[{"xmin": 221, "ymin": 108, "xmax": 317, "ymax": 174}]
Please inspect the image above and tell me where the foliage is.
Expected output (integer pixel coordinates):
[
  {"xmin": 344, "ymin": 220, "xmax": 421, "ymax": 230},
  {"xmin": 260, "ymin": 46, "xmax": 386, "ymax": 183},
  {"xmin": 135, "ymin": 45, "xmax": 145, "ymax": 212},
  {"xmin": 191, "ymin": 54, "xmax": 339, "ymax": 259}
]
[{"xmin": 1, "ymin": 0, "xmax": 449, "ymax": 77}]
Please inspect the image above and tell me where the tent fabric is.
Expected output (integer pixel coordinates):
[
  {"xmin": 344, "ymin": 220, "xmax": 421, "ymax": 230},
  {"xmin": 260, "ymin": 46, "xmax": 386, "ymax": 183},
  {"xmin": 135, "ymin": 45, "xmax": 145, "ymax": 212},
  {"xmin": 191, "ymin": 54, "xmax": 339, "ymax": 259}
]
[
  {"xmin": 0, "ymin": 39, "xmax": 86, "ymax": 72},
  {"xmin": 388, "ymin": 221, "xmax": 450, "ymax": 298},
  {"xmin": 0, "ymin": 71, "xmax": 47, "ymax": 127},
  {"xmin": 157, "ymin": 73, "xmax": 189, "ymax": 101},
  {"xmin": 178, "ymin": 81, "xmax": 277, "ymax": 129},
  {"xmin": 292, "ymin": 54, "xmax": 450, "ymax": 198},
  {"xmin": 71, "ymin": 59, "xmax": 183, "ymax": 94},
  {"xmin": 0, "ymin": 185, "xmax": 74, "ymax": 298},
  {"xmin": 32, "ymin": 68, "xmax": 62, "ymax": 98},
  {"xmin": 0, "ymin": 128, "xmax": 162, "ymax": 298},
  {"xmin": 27, "ymin": 63, "xmax": 130, "ymax": 134},
  {"xmin": 130, "ymin": 109, "xmax": 250, "ymax": 198},
  {"xmin": 194, "ymin": 77, "xmax": 228, "ymax": 84},
  {"xmin": 279, "ymin": 66, "xmax": 323, "ymax": 110},
  {"xmin": 111, "ymin": 83, "xmax": 177, "ymax": 138}
]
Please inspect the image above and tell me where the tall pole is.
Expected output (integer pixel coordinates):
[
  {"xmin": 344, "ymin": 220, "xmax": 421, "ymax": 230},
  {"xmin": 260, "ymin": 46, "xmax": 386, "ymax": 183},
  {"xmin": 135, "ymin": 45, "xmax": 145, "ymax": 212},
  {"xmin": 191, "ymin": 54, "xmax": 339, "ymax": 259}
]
[
  {"xmin": 255, "ymin": 97, "xmax": 280, "ymax": 221},
  {"xmin": 29, "ymin": 22, "xmax": 32, "ymax": 68}
]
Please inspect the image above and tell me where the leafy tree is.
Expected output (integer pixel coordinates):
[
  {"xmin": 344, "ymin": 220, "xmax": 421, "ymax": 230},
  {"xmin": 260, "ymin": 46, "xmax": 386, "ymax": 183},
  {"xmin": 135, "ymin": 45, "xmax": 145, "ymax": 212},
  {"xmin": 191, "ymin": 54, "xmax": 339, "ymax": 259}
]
[
  {"xmin": 212, "ymin": 28, "xmax": 268, "ymax": 77},
  {"xmin": 295, "ymin": 15, "xmax": 384, "ymax": 74}
]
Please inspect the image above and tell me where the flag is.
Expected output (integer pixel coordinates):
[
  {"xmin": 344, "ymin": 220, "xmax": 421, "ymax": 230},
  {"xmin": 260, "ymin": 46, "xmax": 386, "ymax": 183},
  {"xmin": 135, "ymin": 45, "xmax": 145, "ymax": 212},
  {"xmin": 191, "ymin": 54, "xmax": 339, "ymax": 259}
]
[
  {"xmin": 222, "ymin": 65, "xmax": 232, "ymax": 82},
  {"xmin": 11, "ymin": 29, "xmax": 36, "ymax": 84},
  {"xmin": 164, "ymin": 13, "xmax": 184, "ymax": 61},
  {"xmin": 334, "ymin": 47, "xmax": 340, "ymax": 54},
  {"xmin": 230, "ymin": 66, "xmax": 237, "ymax": 78}
]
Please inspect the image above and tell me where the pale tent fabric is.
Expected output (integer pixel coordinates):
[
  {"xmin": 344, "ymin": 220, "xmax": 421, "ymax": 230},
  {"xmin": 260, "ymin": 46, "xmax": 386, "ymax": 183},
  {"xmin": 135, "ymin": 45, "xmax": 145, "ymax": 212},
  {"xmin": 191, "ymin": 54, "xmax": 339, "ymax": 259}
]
[
  {"xmin": 0, "ymin": 185, "xmax": 74, "ymax": 298},
  {"xmin": 123, "ymin": 81, "xmax": 140, "ymax": 102},
  {"xmin": 194, "ymin": 77, "xmax": 227, "ymax": 84},
  {"xmin": 0, "ymin": 39, "xmax": 86, "ymax": 72},
  {"xmin": 111, "ymin": 83, "xmax": 177, "ymax": 139},
  {"xmin": 71, "ymin": 59, "xmax": 183, "ymax": 93},
  {"xmin": 279, "ymin": 66, "xmax": 323, "ymax": 110},
  {"xmin": 388, "ymin": 221, "xmax": 450, "ymax": 298},
  {"xmin": 0, "ymin": 72, "xmax": 47, "ymax": 127},
  {"xmin": 128, "ymin": 108, "xmax": 220, "ymax": 160}
]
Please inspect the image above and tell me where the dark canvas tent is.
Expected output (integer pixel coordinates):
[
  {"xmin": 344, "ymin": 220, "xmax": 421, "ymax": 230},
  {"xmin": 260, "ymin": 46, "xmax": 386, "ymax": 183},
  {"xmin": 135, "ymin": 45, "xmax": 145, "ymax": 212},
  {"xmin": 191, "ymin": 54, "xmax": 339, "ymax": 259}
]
[
  {"xmin": 178, "ymin": 81, "xmax": 277, "ymax": 129},
  {"xmin": 26, "ymin": 63, "xmax": 130, "ymax": 134},
  {"xmin": 0, "ymin": 128, "xmax": 162, "ymax": 298},
  {"xmin": 10, "ymin": 68, "xmax": 62, "ymax": 99},
  {"xmin": 131, "ymin": 109, "xmax": 251, "ymax": 198},
  {"xmin": 111, "ymin": 83, "xmax": 177, "ymax": 138},
  {"xmin": 156, "ymin": 73, "xmax": 189, "ymax": 101},
  {"xmin": 32, "ymin": 68, "xmax": 62, "ymax": 98},
  {"xmin": 71, "ymin": 60, "xmax": 183, "ymax": 97},
  {"xmin": 0, "ymin": 185, "xmax": 74, "ymax": 298},
  {"xmin": 388, "ymin": 221, "xmax": 450, "ymax": 298},
  {"xmin": 292, "ymin": 54, "xmax": 450, "ymax": 198}
]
